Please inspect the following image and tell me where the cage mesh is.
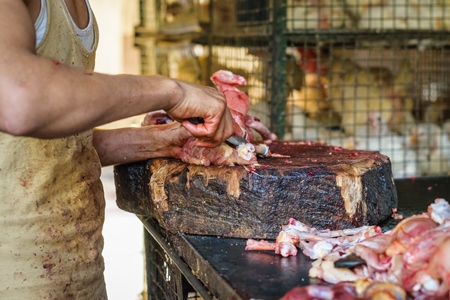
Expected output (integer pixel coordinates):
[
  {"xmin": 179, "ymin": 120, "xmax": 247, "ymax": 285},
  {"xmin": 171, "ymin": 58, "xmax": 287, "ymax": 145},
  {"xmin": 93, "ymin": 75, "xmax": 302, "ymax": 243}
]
[
  {"xmin": 135, "ymin": 0, "xmax": 450, "ymax": 179},
  {"xmin": 285, "ymin": 0, "xmax": 450, "ymax": 32},
  {"xmin": 144, "ymin": 225, "xmax": 202, "ymax": 300},
  {"xmin": 285, "ymin": 38, "xmax": 450, "ymax": 178}
]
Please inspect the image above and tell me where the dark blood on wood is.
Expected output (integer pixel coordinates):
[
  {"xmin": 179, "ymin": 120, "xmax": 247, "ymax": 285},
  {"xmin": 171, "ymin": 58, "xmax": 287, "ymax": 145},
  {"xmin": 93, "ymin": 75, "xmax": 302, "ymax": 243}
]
[{"xmin": 114, "ymin": 141, "xmax": 397, "ymax": 239}]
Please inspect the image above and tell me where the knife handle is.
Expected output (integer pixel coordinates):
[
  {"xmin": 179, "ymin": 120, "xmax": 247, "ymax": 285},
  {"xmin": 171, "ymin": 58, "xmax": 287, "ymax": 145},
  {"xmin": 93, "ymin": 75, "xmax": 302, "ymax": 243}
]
[{"xmin": 188, "ymin": 117, "xmax": 204, "ymax": 125}]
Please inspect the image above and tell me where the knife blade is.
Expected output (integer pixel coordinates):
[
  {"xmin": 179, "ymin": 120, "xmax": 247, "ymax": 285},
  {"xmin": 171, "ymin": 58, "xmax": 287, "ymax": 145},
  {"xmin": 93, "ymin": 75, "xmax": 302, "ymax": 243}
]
[
  {"xmin": 187, "ymin": 117, "xmax": 250, "ymax": 147},
  {"xmin": 226, "ymin": 134, "xmax": 250, "ymax": 147},
  {"xmin": 334, "ymin": 253, "xmax": 366, "ymax": 268}
]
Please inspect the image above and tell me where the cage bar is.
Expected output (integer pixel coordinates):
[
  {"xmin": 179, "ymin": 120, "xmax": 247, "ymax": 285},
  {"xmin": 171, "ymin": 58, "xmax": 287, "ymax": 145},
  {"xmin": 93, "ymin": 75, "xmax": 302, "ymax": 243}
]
[{"xmin": 135, "ymin": 0, "xmax": 450, "ymax": 180}]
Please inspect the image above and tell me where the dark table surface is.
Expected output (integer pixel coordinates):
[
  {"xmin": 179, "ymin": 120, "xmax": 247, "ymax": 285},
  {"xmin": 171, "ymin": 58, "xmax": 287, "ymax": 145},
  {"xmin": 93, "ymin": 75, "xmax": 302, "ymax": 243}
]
[
  {"xmin": 171, "ymin": 176, "xmax": 450, "ymax": 300},
  {"xmin": 184, "ymin": 235, "xmax": 316, "ymax": 299},
  {"xmin": 136, "ymin": 176, "xmax": 450, "ymax": 300}
]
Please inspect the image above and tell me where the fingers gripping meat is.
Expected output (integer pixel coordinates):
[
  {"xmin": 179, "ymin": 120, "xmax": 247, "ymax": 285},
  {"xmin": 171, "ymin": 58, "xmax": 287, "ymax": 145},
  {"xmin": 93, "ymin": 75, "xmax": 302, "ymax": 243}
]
[
  {"xmin": 141, "ymin": 71, "xmax": 276, "ymax": 166},
  {"xmin": 141, "ymin": 111, "xmax": 257, "ymax": 166}
]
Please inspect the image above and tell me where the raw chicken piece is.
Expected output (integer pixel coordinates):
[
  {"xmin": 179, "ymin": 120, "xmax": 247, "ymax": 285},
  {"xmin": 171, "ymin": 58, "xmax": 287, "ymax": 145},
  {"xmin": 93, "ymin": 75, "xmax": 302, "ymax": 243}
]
[
  {"xmin": 326, "ymin": 56, "xmax": 414, "ymax": 136},
  {"xmin": 245, "ymin": 115, "xmax": 278, "ymax": 142},
  {"xmin": 287, "ymin": 48, "xmax": 341, "ymax": 130},
  {"xmin": 327, "ymin": 58, "xmax": 394, "ymax": 136},
  {"xmin": 385, "ymin": 216, "xmax": 437, "ymax": 256},
  {"xmin": 246, "ymin": 218, "xmax": 381, "ymax": 258},
  {"xmin": 210, "ymin": 70, "xmax": 278, "ymax": 143},
  {"xmin": 210, "ymin": 70, "xmax": 248, "ymax": 116},
  {"xmin": 280, "ymin": 285, "xmax": 335, "ymax": 300},
  {"xmin": 141, "ymin": 70, "xmax": 277, "ymax": 166},
  {"xmin": 281, "ymin": 279, "xmax": 407, "ymax": 300},
  {"xmin": 407, "ymin": 122, "xmax": 450, "ymax": 175},
  {"xmin": 249, "ymin": 198, "xmax": 450, "ymax": 299},
  {"xmin": 179, "ymin": 139, "xmax": 256, "ymax": 166},
  {"xmin": 346, "ymin": 111, "xmax": 418, "ymax": 178}
]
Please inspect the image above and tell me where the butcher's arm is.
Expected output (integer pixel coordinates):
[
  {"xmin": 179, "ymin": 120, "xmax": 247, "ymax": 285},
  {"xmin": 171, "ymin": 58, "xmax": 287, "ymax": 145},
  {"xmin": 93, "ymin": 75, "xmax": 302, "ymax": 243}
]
[
  {"xmin": 92, "ymin": 123, "xmax": 192, "ymax": 166},
  {"xmin": 0, "ymin": 0, "xmax": 233, "ymax": 147}
]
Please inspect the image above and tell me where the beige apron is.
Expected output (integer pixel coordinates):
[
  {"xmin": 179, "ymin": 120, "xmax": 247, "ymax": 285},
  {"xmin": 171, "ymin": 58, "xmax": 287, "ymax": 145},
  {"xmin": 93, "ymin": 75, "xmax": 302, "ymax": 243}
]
[{"xmin": 0, "ymin": 1, "xmax": 107, "ymax": 299}]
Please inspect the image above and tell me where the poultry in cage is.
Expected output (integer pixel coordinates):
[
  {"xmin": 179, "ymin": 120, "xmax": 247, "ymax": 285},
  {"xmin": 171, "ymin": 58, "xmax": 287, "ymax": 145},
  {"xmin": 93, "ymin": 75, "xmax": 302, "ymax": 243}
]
[
  {"xmin": 327, "ymin": 55, "xmax": 415, "ymax": 136},
  {"xmin": 345, "ymin": 111, "xmax": 418, "ymax": 178},
  {"xmin": 407, "ymin": 121, "xmax": 450, "ymax": 176},
  {"xmin": 286, "ymin": 0, "xmax": 356, "ymax": 30},
  {"xmin": 422, "ymin": 81, "xmax": 450, "ymax": 126},
  {"xmin": 344, "ymin": 0, "xmax": 450, "ymax": 30},
  {"xmin": 288, "ymin": 47, "xmax": 415, "ymax": 135},
  {"xmin": 286, "ymin": 48, "xmax": 341, "ymax": 137}
]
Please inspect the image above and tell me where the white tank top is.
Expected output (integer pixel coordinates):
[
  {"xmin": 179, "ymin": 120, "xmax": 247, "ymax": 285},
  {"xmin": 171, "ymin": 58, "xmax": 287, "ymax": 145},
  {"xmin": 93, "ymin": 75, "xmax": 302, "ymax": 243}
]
[{"xmin": 34, "ymin": 0, "xmax": 95, "ymax": 51}]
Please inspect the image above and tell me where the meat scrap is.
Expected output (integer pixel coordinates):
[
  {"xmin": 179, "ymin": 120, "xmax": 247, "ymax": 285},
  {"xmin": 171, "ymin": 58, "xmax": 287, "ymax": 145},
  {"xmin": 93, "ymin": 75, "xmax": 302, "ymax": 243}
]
[
  {"xmin": 246, "ymin": 198, "xmax": 450, "ymax": 299},
  {"xmin": 209, "ymin": 70, "xmax": 277, "ymax": 143},
  {"xmin": 246, "ymin": 218, "xmax": 382, "ymax": 260},
  {"xmin": 141, "ymin": 70, "xmax": 277, "ymax": 166},
  {"xmin": 280, "ymin": 280, "xmax": 407, "ymax": 300},
  {"xmin": 178, "ymin": 139, "xmax": 257, "ymax": 167}
]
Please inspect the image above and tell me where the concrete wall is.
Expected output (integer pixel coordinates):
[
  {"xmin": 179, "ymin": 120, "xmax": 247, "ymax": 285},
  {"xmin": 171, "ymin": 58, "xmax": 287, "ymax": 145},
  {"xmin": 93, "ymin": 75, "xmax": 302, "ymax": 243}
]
[
  {"xmin": 90, "ymin": 0, "xmax": 140, "ymax": 75},
  {"xmin": 90, "ymin": 0, "xmax": 145, "ymax": 128}
]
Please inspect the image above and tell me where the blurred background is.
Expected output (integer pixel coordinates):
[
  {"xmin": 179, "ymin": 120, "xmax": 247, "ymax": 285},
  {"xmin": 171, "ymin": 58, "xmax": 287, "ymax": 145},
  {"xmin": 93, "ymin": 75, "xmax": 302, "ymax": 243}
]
[
  {"xmin": 130, "ymin": 0, "xmax": 450, "ymax": 180},
  {"xmin": 89, "ymin": 0, "xmax": 450, "ymax": 299},
  {"xmin": 89, "ymin": 1, "xmax": 144, "ymax": 300}
]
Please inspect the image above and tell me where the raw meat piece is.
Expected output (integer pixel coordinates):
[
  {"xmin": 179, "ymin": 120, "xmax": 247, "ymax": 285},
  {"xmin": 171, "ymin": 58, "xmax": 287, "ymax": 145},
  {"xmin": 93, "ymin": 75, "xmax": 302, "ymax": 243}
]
[
  {"xmin": 141, "ymin": 70, "xmax": 277, "ymax": 166},
  {"xmin": 245, "ymin": 115, "xmax": 278, "ymax": 142},
  {"xmin": 210, "ymin": 70, "xmax": 248, "ymax": 116},
  {"xmin": 178, "ymin": 138, "xmax": 256, "ymax": 166},
  {"xmin": 249, "ymin": 198, "xmax": 450, "ymax": 299},
  {"xmin": 211, "ymin": 70, "xmax": 278, "ymax": 143}
]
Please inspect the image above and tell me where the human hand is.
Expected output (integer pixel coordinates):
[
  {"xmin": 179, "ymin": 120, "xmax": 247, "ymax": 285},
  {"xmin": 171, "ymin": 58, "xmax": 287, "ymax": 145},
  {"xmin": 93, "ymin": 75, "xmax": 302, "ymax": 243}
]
[
  {"xmin": 93, "ymin": 122, "xmax": 193, "ymax": 166},
  {"xmin": 165, "ymin": 80, "xmax": 235, "ymax": 147},
  {"xmin": 152, "ymin": 122, "xmax": 193, "ymax": 157}
]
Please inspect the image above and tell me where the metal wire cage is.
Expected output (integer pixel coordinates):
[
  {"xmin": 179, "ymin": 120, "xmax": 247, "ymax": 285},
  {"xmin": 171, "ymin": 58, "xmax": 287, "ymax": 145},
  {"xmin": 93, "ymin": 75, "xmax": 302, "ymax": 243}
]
[
  {"xmin": 285, "ymin": 0, "xmax": 450, "ymax": 32},
  {"xmin": 282, "ymin": 0, "xmax": 450, "ymax": 179},
  {"xmin": 144, "ymin": 228, "xmax": 183, "ymax": 299},
  {"xmin": 143, "ymin": 225, "xmax": 202, "ymax": 300},
  {"xmin": 134, "ymin": 1, "xmax": 450, "ymax": 298},
  {"xmin": 286, "ymin": 41, "xmax": 450, "ymax": 178},
  {"xmin": 135, "ymin": 0, "xmax": 450, "ymax": 177}
]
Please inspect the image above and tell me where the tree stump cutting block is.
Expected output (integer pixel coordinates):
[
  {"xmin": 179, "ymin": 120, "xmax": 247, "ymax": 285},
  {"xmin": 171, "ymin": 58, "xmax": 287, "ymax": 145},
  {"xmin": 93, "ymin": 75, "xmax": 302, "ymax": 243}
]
[{"xmin": 114, "ymin": 141, "xmax": 397, "ymax": 239}]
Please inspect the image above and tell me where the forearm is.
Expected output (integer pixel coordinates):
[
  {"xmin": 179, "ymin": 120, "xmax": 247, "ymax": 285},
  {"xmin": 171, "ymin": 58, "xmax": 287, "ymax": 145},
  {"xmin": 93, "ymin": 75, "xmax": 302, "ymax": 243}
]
[
  {"xmin": 1, "ymin": 0, "xmax": 234, "ymax": 145},
  {"xmin": 92, "ymin": 124, "xmax": 191, "ymax": 166},
  {"xmin": 0, "ymin": 52, "xmax": 183, "ymax": 138}
]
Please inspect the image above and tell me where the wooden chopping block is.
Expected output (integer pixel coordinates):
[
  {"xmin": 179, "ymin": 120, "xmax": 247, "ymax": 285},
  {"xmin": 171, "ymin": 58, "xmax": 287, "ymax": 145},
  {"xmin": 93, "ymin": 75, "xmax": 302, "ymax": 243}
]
[{"xmin": 114, "ymin": 141, "xmax": 397, "ymax": 239}]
